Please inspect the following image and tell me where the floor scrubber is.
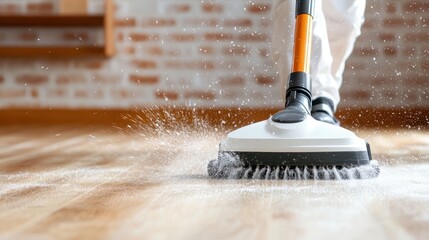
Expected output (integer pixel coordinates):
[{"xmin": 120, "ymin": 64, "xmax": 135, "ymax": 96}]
[{"xmin": 207, "ymin": 0, "xmax": 380, "ymax": 180}]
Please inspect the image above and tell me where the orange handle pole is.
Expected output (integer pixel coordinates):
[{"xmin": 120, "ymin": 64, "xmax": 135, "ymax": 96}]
[{"xmin": 292, "ymin": 14, "xmax": 313, "ymax": 73}]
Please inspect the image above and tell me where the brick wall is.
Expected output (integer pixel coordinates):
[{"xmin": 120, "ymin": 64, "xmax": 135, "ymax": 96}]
[
  {"xmin": 343, "ymin": 0, "xmax": 429, "ymax": 109},
  {"xmin": 0, "ymin": 0, "xmax": 427, "ymax": 109}
]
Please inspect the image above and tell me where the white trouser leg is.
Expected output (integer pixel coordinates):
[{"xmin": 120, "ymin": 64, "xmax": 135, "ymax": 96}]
[
  {"xmin": 271, "ymin": 0, "xmax": 366, "ymax": 110},
  {"xmin": 323, "ymin": 0, "xmax": 366, "ymax": 104}
]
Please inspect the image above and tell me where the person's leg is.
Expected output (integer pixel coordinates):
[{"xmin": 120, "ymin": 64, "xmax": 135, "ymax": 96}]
[
  {"xmin": 302, "ymin": 0, "xmax": 341, "ymax": 124},
  {"xmin": 310, "ymin": 0, "xmax": 366, "ymax": 124},
  {"xmin": 310, "ymin": 0, "xmax": 335, "ymax": 100},
  {"xmin": 323, "ymin": 0, "xmax": 366, "ymax": 94}
]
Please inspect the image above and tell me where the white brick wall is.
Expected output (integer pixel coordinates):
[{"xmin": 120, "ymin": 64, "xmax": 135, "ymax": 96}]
[{"xmin": 0, "ymin": 0, "xmax": 428, "ymax": 109}]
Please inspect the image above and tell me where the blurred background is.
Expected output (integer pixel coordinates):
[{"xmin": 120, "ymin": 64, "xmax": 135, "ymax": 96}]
[{"xmin": 0, "ymin": 0, "xmax": 427, "ymax": 129}]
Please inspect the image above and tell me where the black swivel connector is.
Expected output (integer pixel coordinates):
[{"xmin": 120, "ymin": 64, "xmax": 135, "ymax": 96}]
[{"xmin": 272, "ymin": 72, "xmax": 312, "ymax": 123}]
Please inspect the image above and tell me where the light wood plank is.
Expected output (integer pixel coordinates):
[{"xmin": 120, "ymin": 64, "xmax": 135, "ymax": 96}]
[{"xmin": 0, "ymin": 126, "xmax": 428, "ymax": 240}]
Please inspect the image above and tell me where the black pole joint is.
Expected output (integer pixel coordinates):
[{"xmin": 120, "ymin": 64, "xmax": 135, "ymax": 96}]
[{"xmin": 295, "ymin": 0, "xmax": 315, "ymax": 17}]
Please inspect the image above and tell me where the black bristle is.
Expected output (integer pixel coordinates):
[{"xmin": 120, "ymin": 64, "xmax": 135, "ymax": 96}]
[{"xmin": 208, "ymin": 158, "xmax": 380, "ymax": 180}]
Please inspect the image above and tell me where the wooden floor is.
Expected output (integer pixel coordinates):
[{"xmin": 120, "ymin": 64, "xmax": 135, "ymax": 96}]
[{"xmin": 0, "ymin": 124, "xmax": 428, "ymax": 240}]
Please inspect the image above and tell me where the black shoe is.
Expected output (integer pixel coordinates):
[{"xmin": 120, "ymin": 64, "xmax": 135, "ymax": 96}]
[{"xmin": 311, "ymin": 97, "xmax": 340, "ymax": 125}]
